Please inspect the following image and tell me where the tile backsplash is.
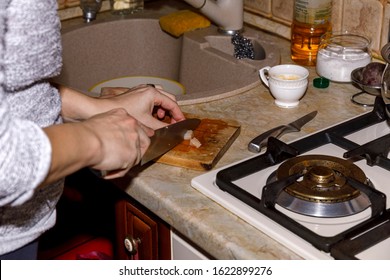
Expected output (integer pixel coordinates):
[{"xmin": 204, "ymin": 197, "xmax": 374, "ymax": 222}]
[{"xmin": 58, "ymin": 0, "xmax": 388, "ymax": 56}]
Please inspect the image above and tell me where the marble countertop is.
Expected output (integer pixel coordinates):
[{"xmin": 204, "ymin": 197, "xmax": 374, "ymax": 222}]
[{"xmin": 110, "ymin": 35, "xmax": 373, "ymax": 259}]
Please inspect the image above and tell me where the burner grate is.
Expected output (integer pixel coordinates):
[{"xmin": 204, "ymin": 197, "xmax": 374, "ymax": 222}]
[
  {"xmin": 331, "ymin": 210, "xmax": 390, "ymax": 259},
  {"xmin": 344, "ymin": 134, "xmax": 390, "ymax": 168}
]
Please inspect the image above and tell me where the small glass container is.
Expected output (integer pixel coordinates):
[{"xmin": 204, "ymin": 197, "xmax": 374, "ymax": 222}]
[
  {"xmin": 316, "ymin": 32, "xmax": 371, "ymax": 82},
  {"xmin": 110, "ymin": 0, "xmax": 143, "ymax": 15}
]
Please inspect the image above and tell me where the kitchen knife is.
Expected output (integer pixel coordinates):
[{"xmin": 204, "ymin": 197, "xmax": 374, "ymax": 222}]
[
  {"xmin": 248, "ymin": 111, "xmax": 317, "ymax": 153},
  {"xmin": 140, "ymin": 118, "xmax": 201, "ymax": 165}
]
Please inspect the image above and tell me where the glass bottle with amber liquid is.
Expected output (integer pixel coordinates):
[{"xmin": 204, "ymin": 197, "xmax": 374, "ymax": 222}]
[{"xmin": 291, "ymin": 0, "xmax": 332, "ymax": 66}]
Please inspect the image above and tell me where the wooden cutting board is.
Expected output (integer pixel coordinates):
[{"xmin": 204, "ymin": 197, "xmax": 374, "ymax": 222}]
[{"xmin": 156, "ymin": 115, "xmax": 241, "ymax": 170}]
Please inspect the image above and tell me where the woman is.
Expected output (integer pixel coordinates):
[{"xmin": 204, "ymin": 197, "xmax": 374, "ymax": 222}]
[{"xmin": 0, "ymin": 0, "xmax": 185, "ymax": 259}]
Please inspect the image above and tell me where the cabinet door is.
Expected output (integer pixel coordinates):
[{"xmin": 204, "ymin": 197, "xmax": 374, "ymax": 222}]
[{"xmin": 115, "ymin": 199, "xmax": 170, "ymax": 260}]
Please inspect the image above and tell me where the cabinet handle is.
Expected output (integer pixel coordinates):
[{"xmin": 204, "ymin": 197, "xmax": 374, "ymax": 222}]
[{"xmin": 124, "ymin": 235, "xmax": 141, "ymax": 255}]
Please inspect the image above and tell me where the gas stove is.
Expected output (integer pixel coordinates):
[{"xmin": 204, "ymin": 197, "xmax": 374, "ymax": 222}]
[{"xmin": 191, "ymin": 97, "xmax": 390, "ymax": 260}]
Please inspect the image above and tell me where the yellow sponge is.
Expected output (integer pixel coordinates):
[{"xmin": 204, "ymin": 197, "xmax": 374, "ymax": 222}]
[{"xmin": 159, "ymin": 10, "xmax": 211, "ymax": 37}]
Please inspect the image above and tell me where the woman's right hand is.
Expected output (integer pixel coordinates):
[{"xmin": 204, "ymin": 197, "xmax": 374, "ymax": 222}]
[
  {"xmin": 84, "ymin": 108, "xmax": 153, "ymax": 178},
  {"xmin": 42, "ymin": 107, "xmax": 153, "ymax": 186}
]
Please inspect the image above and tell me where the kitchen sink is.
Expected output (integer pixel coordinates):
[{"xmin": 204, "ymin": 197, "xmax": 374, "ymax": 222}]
[{"xmin": 54, "ymin": 11, "xmax": 280, "ymax": 105}]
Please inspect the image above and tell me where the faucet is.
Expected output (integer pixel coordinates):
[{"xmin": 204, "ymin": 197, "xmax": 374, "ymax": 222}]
[
  {"xmin": 183, "ymin": 0, "xmax": 243, "ymax": 35},
  {"xmin": 80, "ymin": 0, "xmax": 102, "ymax": 22}
]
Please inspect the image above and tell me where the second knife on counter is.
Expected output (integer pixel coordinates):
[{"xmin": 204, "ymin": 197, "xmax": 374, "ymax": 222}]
[{"xmin": 248, "ymin": 111, "xmax": 317, "ymax": 153}]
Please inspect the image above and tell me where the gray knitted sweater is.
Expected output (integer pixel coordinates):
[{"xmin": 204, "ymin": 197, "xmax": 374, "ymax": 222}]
[{"xmin": 0, "ymin": 0, "xmax": 63, "ymax": 255}]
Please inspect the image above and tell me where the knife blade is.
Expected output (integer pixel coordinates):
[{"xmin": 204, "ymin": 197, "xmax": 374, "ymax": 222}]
[
  {"xmin": 141, "ymin": 118, "xmax": 201, "ymax": 165},
  {"xmin": 248, "ymin": 111, "xmax": 317, "ymax": 153}
]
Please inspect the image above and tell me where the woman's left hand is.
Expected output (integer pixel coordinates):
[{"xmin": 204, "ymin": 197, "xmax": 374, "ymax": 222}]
[
  {"xmin": 58, "ymin": 84, "xmax": 186, "ymax": 130},
  {"xmin": 99, "ymin": 85, "xmax": 186, "ymax": 129}
]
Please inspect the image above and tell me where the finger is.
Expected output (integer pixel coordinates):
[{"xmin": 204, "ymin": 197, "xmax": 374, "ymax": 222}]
[
  {"xmin": 156, "ymin": 108, "xmax": 167, "ymax": 119},
  {"xmin": 143, "ymin": 117, "xmax": 169, "ymax": 130},
  {"xmin": 146, "ymin": 90, "xmax": 185, "ymax": 123},
  {"xmin": 133, "ymin": 120, "xmax": 152, "ymax": 159},
  {"xmin": 137, "ymin": 121, "xmax": 154, "ymax": 137},
  {"xmin": 153, "ymin": 94, "xmax": 185, "ymax": 123},
  {"xmin": 103, "ymin": 168, "xmax": 130, "ymax": 179}
]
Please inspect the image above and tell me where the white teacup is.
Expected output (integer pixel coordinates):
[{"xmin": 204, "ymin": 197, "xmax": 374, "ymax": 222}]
[{"xmin": 259, "ymin": 64, "xmax": 309, "ymax": 108}]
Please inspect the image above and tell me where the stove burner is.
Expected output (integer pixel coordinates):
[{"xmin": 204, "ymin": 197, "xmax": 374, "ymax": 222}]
[{"xmin": 275, "ymin": 155, "xmax": 372, "ymax": 218}]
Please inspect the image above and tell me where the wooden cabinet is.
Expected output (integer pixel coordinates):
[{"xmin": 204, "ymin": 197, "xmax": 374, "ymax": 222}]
[{"xmin": 115, "ymin": 198, "xmax": 171, "ymax": 260}]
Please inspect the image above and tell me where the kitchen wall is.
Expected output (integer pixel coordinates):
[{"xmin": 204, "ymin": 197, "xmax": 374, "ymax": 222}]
[
  {"xmin": 58, "ymin": 0, "xmax": 388, "ymax": 56},
  {"xmin": 244, "ymin": 0, "xmax": 389, "ymax": 57}
]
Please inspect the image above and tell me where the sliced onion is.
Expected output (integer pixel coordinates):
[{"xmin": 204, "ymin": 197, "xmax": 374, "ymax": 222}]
[
  {"xmin": 183, "ymin": 130, "xmax": 194, "ymax": 140},
  {"xmin": 190, "ymin": 137, "xmax": 202, "ymax": 148}
]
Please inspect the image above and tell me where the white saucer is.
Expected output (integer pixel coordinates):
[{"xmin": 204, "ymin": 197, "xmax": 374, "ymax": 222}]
[{"xmin": 90, "ymin": 76, "xmax": 185, "ymax": 96}]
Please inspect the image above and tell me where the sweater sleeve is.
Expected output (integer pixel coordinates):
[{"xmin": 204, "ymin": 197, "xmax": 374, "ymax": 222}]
[
  {"xmin": 0, "ymin": 113, "xmax": 52, "ymax": 206},
  {"xmin": 0, "ymin": 3, "xmax": 52, "ymax": 207}
]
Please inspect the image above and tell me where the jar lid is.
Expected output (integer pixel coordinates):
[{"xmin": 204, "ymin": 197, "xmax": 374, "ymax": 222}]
[{"xmin": 313, "ymin": 77, "xmax": 330, "ymax": 88}]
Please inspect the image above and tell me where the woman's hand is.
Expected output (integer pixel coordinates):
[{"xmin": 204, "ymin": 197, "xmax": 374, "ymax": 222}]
[
  {"xmin": 43, "ymin": 108, "xmax": 153, "ymax": 184},
  {"xmin": 98, "ymin": 85, "xmax": 186, "ymax": 129},
  {"xmin": 83, "ymin": 108, "xmax": 153, "ymax": 178},
  {"xmin": 59, "ymin": 84, "xmax": 186, "ymax": 130}
]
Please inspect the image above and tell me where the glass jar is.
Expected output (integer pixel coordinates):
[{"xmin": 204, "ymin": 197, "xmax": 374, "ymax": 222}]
[
  {"xmin": 316, "ymin": 32, "xmax": 371, "ymax": 82},
  {"xmin": 291, "ymin": 0, "xmax": 332, "ymax": 66}
]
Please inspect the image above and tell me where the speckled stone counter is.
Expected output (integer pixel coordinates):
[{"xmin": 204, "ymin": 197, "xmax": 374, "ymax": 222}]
[{"xmin": 110, "ymin": 36, "xmax": 372, "ymax": 259}]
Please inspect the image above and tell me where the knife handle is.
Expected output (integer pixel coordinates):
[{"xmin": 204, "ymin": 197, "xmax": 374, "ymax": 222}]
[{"xmin": 248, "ymin": 125, "xmax": 292, "ymax": 153}]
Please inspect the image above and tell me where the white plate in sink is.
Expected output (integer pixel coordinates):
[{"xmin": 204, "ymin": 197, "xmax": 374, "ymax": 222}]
[{"xmin": 89, "ymin": 76, "xmax": 185, "ymax": 96}]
